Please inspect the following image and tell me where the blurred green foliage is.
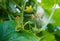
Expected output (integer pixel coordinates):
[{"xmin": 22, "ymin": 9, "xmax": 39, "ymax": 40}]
[{"xmin": 0, "ymin": 0, "xmax": 60, "ymax": 41}]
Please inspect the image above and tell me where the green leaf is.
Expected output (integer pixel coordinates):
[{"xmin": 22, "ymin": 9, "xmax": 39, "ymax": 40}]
[
  {"xmin": 57, "ymin": 0, "xmax": 60, "ymax": 6},
  {"xmin": 55, "ymin": 28, "xmax": 60, "ymax": 41},
  {"xmin": 0, "ymin": 0, "xmax": 1, "ymax": 2},
  {"xmin": 41, "ymin": 0, "xmax": 56, "ymax": 9},
  {"xmin": 44, "ymin": 8, "xmax": 60, "ymax": 26},
  {"xmin": 0, "ymin": 21, "xmax": 39, "ymax": 41},
  {"xmin": 44, "ymin": 8, "xmax": 52, "ymax": 15},
  {"xmin": 12, "ymin": 0, "xmax": 25, "ymax": 7},
  {"xmin": 2, "ymin": 0, "xmax": 7, "ymax": 9},
  {"xmin": 40, "ymin": 31, "xmax": 56, "ymax": 41},
  {"xmin": 43, "ymin": 34, "xmax": 56, "ymax": 41},
  {"xmin": 47, "ymin": 24, "xmax": 54, "ymax": 33},
  {"xmin": 55, "ymin": 28, "xmax": 60, "ymax": 36},
  {"xmin": 52, "ymin": 8, "xmax": 60, "ymax": 26},
  {"xmin": 9, "ymin": 2, "xmax": 17, "ymax": 13}
]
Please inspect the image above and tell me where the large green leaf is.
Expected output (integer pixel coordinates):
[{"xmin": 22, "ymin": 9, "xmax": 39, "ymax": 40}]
[
  {"xmin": 40, "ymin": 31, "xmax": 56, "ymax": 41},
  {"xmin": 52, "ymin": 8, "xmax": 60, "ymax": 26},
  {"xmin": 42, "ymin": 34, "xmax": 56, "ymax": 41},
  {"xmin": 41, "ymin": 0, "xmax": 56, "ymax": 9},
  {"xmin": 44, "ymin": 8, "xmax": 60, "ymax": 26},
  {"xmin": 0, "ymin": 21, "xmax": 39, "ymax": 41},
  {"xmin": 57, "ymin": 0, "xmax": 60, "ymax": 6}
]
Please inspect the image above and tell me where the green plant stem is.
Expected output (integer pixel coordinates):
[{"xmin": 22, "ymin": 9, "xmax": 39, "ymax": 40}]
[
  {"xmin": 22, "ymin": 1, "xmax": 26, "ymax": 30},
  {"xmin": 33, "ymin": 0, "xmax": 38, "ymax": 28},
  {"xmin": 23, "ymin": 21, "xmax": 30, "ymax": 27},
  {"xmin": 8, "ymin": 14, "xmax": 12, "ymax": 21},
  {"xmin": 11, "ymin": 0, "xmax": 26, "ymax": 30}
]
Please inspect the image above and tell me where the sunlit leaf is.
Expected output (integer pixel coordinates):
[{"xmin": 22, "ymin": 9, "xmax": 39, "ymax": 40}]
[
  {"xmin": 41, "ymin": 0, "xmax": 56, "ymax": 9},
  {"xmin": 40, "ymin": 31, "xmax": 56, "ymax": 41},
  {"xmin": 57, "ymin": 0, "xmax": 60, "ymax": 6},
  {"xmin": 52, "ymin": 8, "xmax": 60, "ymax": 26}
]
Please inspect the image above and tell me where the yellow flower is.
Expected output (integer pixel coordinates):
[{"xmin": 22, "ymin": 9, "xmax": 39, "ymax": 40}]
[
  {"xmin": 15, "ymin": 16, "xmax": 20, "ymax": 21},
  {"xmin": 25, "ymin": 5, "xmax": 33, "ymax": 13},
  {"xmin": 15, "ymin": 24, "xmax": 22, "ymax": 32}
]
